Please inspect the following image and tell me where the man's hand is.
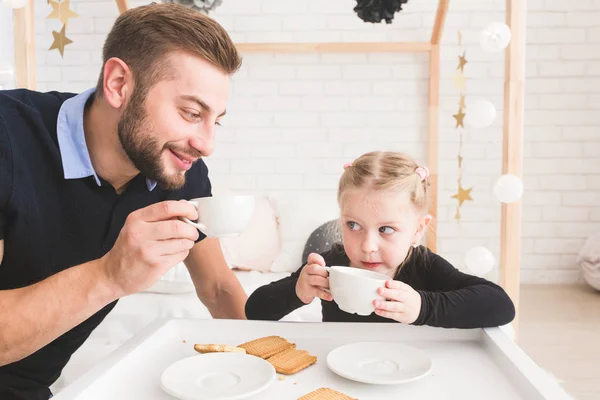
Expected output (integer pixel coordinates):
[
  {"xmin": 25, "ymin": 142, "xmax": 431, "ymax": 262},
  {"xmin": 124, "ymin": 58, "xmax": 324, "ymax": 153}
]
[
  {"xmin": 0, "ymin": 200, "xmax": 204, "ymax": 367},
  {"xmin": 100, "ymin": 200, "xmax": 200, "ymax": 297}
]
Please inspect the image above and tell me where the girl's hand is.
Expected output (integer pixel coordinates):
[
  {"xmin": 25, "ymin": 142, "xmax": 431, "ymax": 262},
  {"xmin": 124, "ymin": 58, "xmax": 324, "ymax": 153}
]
[
  {"xmin": 373, "ymin": 280, "xmax": 422, "ymax": 324},
  {"xmin": 295, "ymin": 253, "xmax": 333, "ymax": 304}
]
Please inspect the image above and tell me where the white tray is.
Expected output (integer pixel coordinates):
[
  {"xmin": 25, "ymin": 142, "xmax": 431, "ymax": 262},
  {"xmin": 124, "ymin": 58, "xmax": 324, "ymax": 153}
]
[{"xmin": 53, "ymin": 318, "xmax": 573, "ymax": 400}]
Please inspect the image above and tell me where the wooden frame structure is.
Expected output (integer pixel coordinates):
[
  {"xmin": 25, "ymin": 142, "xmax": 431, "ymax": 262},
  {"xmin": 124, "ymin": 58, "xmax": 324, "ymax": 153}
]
[
  {"xmin": 230, "ymin": 5, "xmax": 448, "ymax": 259},
  {"xmin": 12, "ymin": 0, "xmax": 524, "ymax": 331},
  {"xmin": 500, "ymin": 0, "xmax": 526, "ymax": 335},
  {"xmin": 12, "ymin": 3, "xmax": 36, "ymax": 89}
]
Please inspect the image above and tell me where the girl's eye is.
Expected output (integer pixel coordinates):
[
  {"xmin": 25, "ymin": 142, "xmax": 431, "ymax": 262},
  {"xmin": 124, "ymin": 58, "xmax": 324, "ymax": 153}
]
[
  {"xmin": 379, "ymin": 226, "xmax": 395, "ymax": 234},
  {"xmin": 347, "ymin": 221, "xmax": 360, "ymax": 231}
]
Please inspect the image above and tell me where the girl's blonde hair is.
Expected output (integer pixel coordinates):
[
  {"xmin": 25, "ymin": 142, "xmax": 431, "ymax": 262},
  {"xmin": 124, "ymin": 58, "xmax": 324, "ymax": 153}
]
[
  {"xmin": 337, "ymin": 151, "xmax": 432, "ymax": 276},
  {"xmin": 338, "ymin": 151, "xmax": 430, "ymax": 213}
]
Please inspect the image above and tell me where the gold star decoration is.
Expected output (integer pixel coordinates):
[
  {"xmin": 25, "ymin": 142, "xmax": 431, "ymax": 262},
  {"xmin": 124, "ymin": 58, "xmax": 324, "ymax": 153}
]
[
  {"xmin": 452, "ymin": 71, "xmax": 466, "ymax": 91},
  {"xmin": 454, "ymin": 206, "xmax": 461, "ymax": 221},
  {"xmin": 458, "ymin": 51, "xmax": 468, "ymax": 72},
  {"xmin": 451, "ymin": 183, "xmax": 473, "ymax": 207},
  {"xmin": 47, "ymin": 0, "xmax": 79, "ymax": 26},
  {"xmin": 452, "ymin": 30, "xmax": 473, "ymax": 223},
  {"xmin": 49, "ymin": 24, "xmax": 73, "ymax": 58},
  {"xmin": 453, "ymin": 108, "xmax": 466, "ymax": 128}
]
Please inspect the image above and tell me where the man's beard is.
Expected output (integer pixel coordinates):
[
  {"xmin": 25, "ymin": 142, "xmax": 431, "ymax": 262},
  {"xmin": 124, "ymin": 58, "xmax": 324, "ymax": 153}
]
[{"xmin": 117, "ymin": 90, "xmax": 186, "ymax": 191}]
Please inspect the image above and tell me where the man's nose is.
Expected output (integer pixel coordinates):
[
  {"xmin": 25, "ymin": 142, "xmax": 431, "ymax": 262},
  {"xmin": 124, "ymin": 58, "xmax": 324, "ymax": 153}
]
[{"xmin": 189, "ymin": 127, "xmax": 215, "ymax": 157}]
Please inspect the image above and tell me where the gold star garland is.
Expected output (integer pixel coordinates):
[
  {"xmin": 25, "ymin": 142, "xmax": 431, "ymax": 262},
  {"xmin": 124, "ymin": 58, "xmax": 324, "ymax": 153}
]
[
  {"xmin": 451, "ymin": 31, "xmax": 474, "ymax": 222},
  {"xmin": 47, "ymin": 0, "xmax": 78, "ymax": 58}
]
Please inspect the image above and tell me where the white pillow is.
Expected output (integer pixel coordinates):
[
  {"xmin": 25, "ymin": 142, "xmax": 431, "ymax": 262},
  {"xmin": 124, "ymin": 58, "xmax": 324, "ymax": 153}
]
[
  {"xmin": 578, "ymin": 231, "xmax": 600, "ymax": 291},
  {"xmin": 269, "ymin": 193, "xmax": 340, "ymax": 272},
  {"xmin": 220, "ymin": 195, "xmax": 280, "ymax": 272}
]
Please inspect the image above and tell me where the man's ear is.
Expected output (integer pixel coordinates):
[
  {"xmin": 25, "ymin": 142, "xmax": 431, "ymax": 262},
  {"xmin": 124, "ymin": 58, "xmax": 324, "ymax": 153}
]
[{"xmin": 101, "ymin": 57, "xmax": 133, "ymax": 110}]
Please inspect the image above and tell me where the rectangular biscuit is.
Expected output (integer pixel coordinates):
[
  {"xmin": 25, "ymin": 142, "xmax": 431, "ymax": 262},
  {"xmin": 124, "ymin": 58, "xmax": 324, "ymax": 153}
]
[
  {"xmin": 297, "ymin": 387, "xmax": 357, "ymax": 400},
  {"xmin": 193, "ymin": 344, "xmax": 246, "ymax": 354},
  {"xmin": 267, "ymin": 347, "xmax": 317, "ymax": 375},
  {"xmin": 238, "ymin": 335, "xmax": 295, "ymax": 359}
]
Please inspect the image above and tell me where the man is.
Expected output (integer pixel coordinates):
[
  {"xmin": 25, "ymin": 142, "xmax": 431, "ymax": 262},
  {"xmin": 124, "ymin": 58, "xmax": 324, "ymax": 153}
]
[{"xmin": 0, "ymin": 4, "xmax": 248, "ymax": 399}]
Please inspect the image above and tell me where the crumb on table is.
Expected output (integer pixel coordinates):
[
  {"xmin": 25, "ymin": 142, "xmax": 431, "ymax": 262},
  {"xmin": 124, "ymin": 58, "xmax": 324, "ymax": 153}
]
[
  {"xmin": 182, "ymin": 340, "xmax": 186, "ymax": 343},
  {"xmin": 277, "ymin": 375, "xmax": 285, "ymax": 381}
]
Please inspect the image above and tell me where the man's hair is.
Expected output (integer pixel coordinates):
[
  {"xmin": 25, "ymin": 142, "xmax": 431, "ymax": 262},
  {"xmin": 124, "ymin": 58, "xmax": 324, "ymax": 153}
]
[{"xmin": 95, "ymin": 3, "xmax": 242, "ymax": 98}]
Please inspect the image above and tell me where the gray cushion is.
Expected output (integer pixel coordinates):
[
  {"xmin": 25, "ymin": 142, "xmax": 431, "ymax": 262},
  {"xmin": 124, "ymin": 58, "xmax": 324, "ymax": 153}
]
[{"xmin": 302, "ymin": 219, "xmax": 342, "ymax": 264}]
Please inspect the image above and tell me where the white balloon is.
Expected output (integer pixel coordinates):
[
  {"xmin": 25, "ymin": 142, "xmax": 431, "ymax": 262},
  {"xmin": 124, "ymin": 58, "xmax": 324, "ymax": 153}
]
[
  {"xmin": 494, "ymin": 174, "xmax": 524, "ymax": 203},
  {"xmin": 480, "ymin": 22, "xmax": 511, "ymax": 53},
  {"xmin": 465, "ymin": 246, "xmax": 495, "ymax": 276},
  {"xmin": 1, "ymin": 0, "xmax": 28, "ymax": 9},
  {"xmin": 465, "ymin": 99, "xmax": 496, "ymax": 129}
]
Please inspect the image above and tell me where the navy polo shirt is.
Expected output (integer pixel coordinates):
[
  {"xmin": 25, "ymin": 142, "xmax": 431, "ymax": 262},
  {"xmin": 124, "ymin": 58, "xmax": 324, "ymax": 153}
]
[{"xmin": 0, "ymin": 88, "xmax": 212, "ymax": 400}]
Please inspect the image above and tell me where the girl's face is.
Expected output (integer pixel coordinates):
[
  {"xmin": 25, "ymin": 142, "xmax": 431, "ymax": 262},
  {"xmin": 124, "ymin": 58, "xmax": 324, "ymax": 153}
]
[{"xmin": 340, "ymin": 188, "xmax": 431, "ymax": 277}]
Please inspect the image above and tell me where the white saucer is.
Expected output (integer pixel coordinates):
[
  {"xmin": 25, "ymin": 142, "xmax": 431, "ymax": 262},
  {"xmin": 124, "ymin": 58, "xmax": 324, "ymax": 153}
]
[
  {"xmin": 160, "ymin": 353, "xmax": 276, "ymax": 400},
  {"xmin": 326, "ymin": 342, "xmax": 432, "ymax": 385}
]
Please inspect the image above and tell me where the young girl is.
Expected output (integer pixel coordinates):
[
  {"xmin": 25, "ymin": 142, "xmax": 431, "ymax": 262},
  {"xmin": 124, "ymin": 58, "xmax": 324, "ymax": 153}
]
[{"xmin": 245, "ymin": 151, "xmax": 515, "ymax": 328}]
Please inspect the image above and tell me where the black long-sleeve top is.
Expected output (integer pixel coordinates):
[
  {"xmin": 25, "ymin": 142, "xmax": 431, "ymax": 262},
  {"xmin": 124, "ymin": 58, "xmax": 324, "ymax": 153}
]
[{"xmin": 245, "ymin": 244, "xmax": 515, "ymax": 328}]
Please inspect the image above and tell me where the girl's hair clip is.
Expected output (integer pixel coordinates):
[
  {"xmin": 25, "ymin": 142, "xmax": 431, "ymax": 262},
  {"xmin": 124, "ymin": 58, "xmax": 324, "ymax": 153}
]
[
  {"xmin": 343, "ymin": 163, "xmax": 353, "ymax": 169},
  {"xmin": 415, "ymin": 166, "xmax": 430, "ymax": 181}
]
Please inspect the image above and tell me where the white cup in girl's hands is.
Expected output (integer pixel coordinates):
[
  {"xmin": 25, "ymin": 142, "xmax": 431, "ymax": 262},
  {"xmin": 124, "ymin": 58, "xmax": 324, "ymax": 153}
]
[
  {"xmin": 181, "ymin": 195, "xmax": 255, "ymax": 238},
  {"xmin": 325, "ymin": 266, "xmax": 388, "ymax": 316}
]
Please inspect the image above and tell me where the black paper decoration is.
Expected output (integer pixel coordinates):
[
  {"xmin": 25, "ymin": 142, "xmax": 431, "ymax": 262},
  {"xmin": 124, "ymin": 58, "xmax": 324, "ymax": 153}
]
[
  {"xmin": 354, "ymin": 0, "xmax": 410, "ymax": 24},
  {"xmin": 161, "ymin": 0, "xmax": 223, "ymax": 14}
]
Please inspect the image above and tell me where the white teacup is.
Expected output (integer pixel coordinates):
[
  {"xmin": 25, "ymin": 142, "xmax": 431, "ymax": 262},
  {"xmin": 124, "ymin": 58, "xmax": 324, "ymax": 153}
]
[
  {"xmin": 325, "ymin": 266, "xmax": 389, "ymax": 316},
  {"xmin": 181, "ymin": 195, "xmax": 255, "ymax": 238}
]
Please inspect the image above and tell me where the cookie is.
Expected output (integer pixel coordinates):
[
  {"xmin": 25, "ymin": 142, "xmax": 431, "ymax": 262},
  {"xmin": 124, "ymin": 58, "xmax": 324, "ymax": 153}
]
[
  {"xmin": 267, "ymin": 347, "xmax": 317, "ymax": 375},
  {"xmin": 193, "ymin": 344, "xmax": 246, "ymax": 354},
  {"xmin": 297, "ymin": 387, "xmax": 357, "ymax": 400},
  {"xmin": 238, "ymin": 335, "xmax": 295, "ymax": 359}
]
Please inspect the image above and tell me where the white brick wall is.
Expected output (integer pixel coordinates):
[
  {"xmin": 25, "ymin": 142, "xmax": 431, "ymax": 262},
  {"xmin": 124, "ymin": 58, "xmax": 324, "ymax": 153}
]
[
  {"xmin": 4, "ymin": 0, "xmax": 600, "ymax": 283},
  {"xmin": 0, "ymin": 8, "xmax": 15, "ymax": 89}
]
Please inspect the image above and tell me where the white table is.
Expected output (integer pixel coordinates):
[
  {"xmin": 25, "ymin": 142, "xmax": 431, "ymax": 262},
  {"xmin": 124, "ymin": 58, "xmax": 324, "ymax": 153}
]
[{"xmin": 53, "ymin": 318, "xmax": 573, "ymax": 400}]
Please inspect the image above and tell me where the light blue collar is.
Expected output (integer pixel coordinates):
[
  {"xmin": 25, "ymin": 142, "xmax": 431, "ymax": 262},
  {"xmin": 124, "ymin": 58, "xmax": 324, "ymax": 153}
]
[{"xmin": 56, "ymin": 88, "xmax": 157, "ymax": 191}]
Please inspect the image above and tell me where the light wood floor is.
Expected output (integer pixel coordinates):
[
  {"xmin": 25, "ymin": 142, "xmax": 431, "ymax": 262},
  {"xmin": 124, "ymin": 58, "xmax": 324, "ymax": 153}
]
[{"xmin": 519, "ymin": 284, "xmax": 600, "ymax": 400}]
